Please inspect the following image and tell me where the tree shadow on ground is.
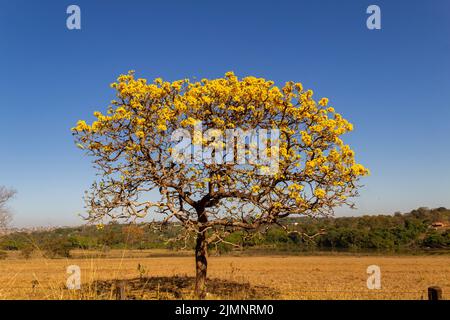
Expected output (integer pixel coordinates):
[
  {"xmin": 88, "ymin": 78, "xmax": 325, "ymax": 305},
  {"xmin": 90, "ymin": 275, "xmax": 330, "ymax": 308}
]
[{"xmin": 88, "ymin": 275, "xmax": 279, "ymax": 300}]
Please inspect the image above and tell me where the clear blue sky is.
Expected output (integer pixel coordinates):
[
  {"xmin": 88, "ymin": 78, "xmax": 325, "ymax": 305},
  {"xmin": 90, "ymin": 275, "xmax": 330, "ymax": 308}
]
[{"xmin": 1, "ymin": 0, "xmax": 449, "ymax": 227}]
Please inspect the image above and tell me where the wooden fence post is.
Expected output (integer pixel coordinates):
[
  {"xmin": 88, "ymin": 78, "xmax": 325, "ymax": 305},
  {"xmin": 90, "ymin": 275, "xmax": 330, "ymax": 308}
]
[
  {"xmin": 115, "ymin": 281, "xmax": 127, "ymax": 300},
  {"xmin": 428, "ymin": 286, "xmax": 442, "ymax": 300}
]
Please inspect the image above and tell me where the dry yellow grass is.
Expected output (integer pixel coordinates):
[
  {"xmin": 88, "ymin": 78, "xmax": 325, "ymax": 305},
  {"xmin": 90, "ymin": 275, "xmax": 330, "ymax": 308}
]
[{"xmin": 0, "ymin": 250, "xmax": 448, "ymax": 300}]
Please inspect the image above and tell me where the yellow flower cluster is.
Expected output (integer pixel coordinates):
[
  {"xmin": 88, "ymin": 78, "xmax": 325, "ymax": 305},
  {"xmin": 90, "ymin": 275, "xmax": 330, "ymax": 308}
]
[
  {"xmin": 319, "ymin": 98, "xmax": 329, "ymax": 106},
  {"xmin": 314, "ymin": 188, "xmax": 326, "ymax": 199},
  {"xmin": 73, "ymin": 120, "xmax": 90, "ymax": 131},
  {"xmin": 251, "ymin": 185, "xmax": 261, "ymax": 193}
]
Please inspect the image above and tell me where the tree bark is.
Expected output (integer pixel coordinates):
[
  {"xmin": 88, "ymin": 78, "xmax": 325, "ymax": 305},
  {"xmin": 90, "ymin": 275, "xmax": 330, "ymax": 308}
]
[{"xmin": 194, "ymin": 208, "xmax": 208, "ymax": 299}]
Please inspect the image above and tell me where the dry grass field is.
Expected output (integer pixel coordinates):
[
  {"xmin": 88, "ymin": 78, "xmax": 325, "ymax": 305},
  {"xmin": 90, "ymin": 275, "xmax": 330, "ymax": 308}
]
[{"xmin": 0, "ymin": 250, "xmax": 448, "ymax": 300}]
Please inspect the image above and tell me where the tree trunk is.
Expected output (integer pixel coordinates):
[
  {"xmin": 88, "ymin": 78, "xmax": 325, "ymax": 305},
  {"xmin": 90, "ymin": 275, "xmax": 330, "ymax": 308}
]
[
  {"xmin": 194, "ymin": 208, "xmax": 208, "ymax": 299},
  {"xmin": 194, "ymin": 229, "xmax": 208, "ymax": 299}
]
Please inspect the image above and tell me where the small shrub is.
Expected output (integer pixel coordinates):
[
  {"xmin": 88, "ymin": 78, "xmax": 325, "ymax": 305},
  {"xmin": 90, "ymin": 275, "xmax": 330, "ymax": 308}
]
[
  {"xmin": 21, "ymin": 245, "xmax": 34, "ymax": 259},
  {"xmin": 43, "ymin": 239, "xmax": 72, "ymax": 258},
  {"xmin": 0, "ymin": 239, "xmax": 19, "ymax": 250},
  {"xmin": 0, "ymin": 250, "xmax": 7, "ymax": 260}
]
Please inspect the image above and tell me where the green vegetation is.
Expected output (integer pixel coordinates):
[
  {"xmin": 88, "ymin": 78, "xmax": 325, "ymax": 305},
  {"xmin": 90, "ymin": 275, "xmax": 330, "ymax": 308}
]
[
  {"xmin": 0, "ymin": 207, "xmax": 448, "ymax": 257},
  {"xmin": 259, "ymin": 207, "xmax": 450, "ymax": 253}
]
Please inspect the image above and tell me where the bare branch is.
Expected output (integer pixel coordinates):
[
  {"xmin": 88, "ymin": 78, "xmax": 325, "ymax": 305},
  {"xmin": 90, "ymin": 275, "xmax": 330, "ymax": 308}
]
[{"xmin": 0, "ymin": 186, "xmax": 16, "ymax": 231}]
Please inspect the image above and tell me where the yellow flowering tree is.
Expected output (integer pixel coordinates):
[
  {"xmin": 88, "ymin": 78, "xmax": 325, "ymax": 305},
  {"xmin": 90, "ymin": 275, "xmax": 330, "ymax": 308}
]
[{"xmin": 72, "ymin": 71, "xmax": 369, "ymax": 298}]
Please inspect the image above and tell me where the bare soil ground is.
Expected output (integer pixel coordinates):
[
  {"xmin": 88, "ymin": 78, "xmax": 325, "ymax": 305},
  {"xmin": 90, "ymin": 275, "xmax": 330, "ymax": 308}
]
[{"xmin": 0, "ymin": 250, "xmax": 448, "ymax": 300}]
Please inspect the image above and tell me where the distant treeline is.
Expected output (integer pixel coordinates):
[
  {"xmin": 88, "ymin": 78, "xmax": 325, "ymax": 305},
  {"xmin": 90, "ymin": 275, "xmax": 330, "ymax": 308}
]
[
  {"xmin": 264, "ymin": 207, "xmax": 450, "ymax": 253},
  {"xmin": 0, "ymin": 207, "xmax": 449, "ymax": 258}
]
